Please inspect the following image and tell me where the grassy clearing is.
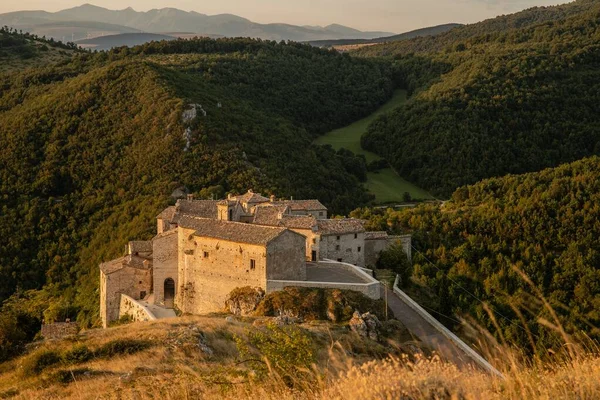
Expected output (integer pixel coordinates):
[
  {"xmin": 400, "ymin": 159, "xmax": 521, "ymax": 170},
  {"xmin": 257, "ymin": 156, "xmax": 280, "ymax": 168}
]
[
  {"xmin": 315, "ymin": 90, "xmax": 407, "ymax": 163},
  {"xmin": 366, "ymin": 168, "xmax": 434, "ymax": 203},
  {"xmin": 315, "ymin": 90, "xmax": 434, "ymax": 202}
]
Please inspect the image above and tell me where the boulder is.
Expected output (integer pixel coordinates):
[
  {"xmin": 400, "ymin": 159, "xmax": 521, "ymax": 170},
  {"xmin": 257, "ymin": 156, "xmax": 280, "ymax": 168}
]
[
  {"xmin": 225, "ymin": 287, "xmax": 265, "ymax": 316},
  {"xmin": 349, "ymin": 310, "xmax": 382, "ymax": 341}
]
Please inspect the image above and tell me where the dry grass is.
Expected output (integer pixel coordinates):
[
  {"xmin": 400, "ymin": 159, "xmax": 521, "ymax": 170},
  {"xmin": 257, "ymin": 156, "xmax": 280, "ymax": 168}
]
[{"xmin": 0, "ymin": 315, "xmax": 598, "ymax": 400}]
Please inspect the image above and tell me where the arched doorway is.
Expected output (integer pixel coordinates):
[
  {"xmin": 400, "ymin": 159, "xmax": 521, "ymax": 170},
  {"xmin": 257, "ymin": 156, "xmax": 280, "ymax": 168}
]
[{"xmin": 164, "ymin": 278, "xmax": 175, "ymax": 308}]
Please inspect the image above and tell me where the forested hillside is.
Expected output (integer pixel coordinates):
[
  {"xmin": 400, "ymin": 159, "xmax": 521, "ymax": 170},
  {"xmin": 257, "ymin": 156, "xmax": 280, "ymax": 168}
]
[
  {"xmin": 356, "ymin": 0, "xmax": 600, "ymax": 197},
  {"xmin": 0, "ymin": 37, "xmax": 392, "ymax": 341},
  {"xmin": 0, "ymin": 26, "xmax": 78, "ymax": 72},
  {"xmin": 352, "ymin": 157, "xmax": 600, "ymax": 353}
]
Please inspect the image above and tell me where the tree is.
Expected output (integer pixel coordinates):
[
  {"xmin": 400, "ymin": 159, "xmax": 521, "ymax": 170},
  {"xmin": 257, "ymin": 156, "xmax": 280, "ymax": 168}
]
[{"xmin": 377, "ymin": 243, "xmax": 412, "ymax": 287}]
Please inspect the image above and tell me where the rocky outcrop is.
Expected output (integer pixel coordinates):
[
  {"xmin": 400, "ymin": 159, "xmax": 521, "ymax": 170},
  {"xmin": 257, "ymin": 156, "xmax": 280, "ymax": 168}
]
[
  {"xmin": 349, "ymin": 311, "xmax": 382, "ymax": 341},
  {"xmin": 225, "ymin": 287, "xmax": 265, "ymax": 316}
]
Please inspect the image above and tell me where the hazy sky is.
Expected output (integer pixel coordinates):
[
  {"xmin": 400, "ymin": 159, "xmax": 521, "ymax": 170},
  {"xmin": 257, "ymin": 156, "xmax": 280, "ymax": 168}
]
[{"xmin": 0, "ymin": 0, "xmax": 568, "ymax": 32}]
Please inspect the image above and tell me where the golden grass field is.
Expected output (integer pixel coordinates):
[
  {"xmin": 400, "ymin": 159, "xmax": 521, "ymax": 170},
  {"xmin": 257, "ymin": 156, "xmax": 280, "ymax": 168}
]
[{"xmin": 1, "ymin": 314, "xmax": 598, "ymax": 400}]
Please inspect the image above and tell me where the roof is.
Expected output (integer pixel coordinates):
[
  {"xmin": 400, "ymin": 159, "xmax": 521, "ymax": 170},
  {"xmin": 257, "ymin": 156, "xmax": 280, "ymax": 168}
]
[
  {"xmin": 128, "ymin": 241, "xmax": 153, "ymax": 255},
  {"xmin": 280, "ymin": 215, "xmax": 316, "ymax": 230},
  {"xmin": 317, "ymin": 219, "xmax": 365, "ymax": 235},
  {"xmin": 252, "ymin": 206, "xmax": 316, "ymax": 230},
  {"xmin": 156, "ymin": 206, "xmax": 176, "ymax": 221},
  {"xmin": 233, "ymin": 190, "xmax": 270, "ymax": 204},
  {"xmin": 174, "ymin": 200, "xmax": 219, "ymax": 220},
  {"xmin": 100, "ymin": 255, "xmax": 153, "ymax": 275},
  {"xmin": 178, "ymin": 216, "xmax": 289, "ymax": 246},
  {"xmin": 252, "ymin": 205, "xmax": 289, "ymax": 226},
  {"xmin": 365, "ymin": 231, "xmax": 390, "ymax": 240},
  {"xmin": 273, "ymin": 199, "xmax": 327, "ymax": 211}
]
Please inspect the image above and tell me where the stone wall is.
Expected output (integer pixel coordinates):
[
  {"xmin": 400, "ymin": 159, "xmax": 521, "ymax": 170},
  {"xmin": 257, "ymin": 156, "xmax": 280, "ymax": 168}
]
[
  {"xmin": 152, "ymin": 231, "xmax": 178, "ymax": 307},
  {"xmin": 41, "ymin": 322, "xmax": 78, "ymax": 340},
  {"xmin": 100, "ymin": 266, "xmax": 152, "ymax": 328},
  {"xmin": 266, "ymin": 230, "xmax": 306, "ymax": 281},
  {"xmin": 320, "ymin": 232, "xmax": 365, "ymax": 267},
  {"xmin": 119, "ymin": 294, "xmax": 156, "ymax": 323},
  {"xmin": 177, "ymin": 227, "xmax": 269, "ymax": 315}
]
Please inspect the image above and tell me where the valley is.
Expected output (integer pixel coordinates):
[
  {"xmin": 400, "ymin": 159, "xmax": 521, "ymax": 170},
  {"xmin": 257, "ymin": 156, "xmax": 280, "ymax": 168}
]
[{"xmin": 315, "ymin": 90, "xmax": 434, "ymax": 202}]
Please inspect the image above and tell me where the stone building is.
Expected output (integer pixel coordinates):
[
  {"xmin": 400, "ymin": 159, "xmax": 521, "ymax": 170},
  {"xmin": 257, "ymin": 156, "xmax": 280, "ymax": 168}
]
[
  {"xmin": 100, "ymin": 252, "xmax": 153, "ymax": 328},
  {"xmin": 100, "ymin": 190, "xmax": 409, "ymax": 327}
]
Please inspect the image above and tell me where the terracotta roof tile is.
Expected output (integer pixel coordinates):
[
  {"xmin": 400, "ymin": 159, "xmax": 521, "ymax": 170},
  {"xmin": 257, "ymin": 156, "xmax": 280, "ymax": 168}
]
[
  {"xmin": 156, "ymin": 206, "xmax": 176, "ymax": 220},
  {"xmin": 317, "ymin": 219, "xmax": 365, "ymax": 235},
  {"xmin": 365, "ymin": 231, "xmax": 390, "ymax": 240},
  {"xmin": 280, "ymin": 215, "xmax": 316, "ymax": 230},
  {"xmin": 272, "ymin": 200, "xmax": 327, "ymax": 211},
  {"xmin": 100, "ymin": 255, "xmax": 153, "ymax": 275},
  {"xmin": 252, "ymin": 205, "xmax": 289, "ymax": 226},
  {"xmin": 178, "ymin": 216, "xmax": 288, "ymax": 245},
  {"xmin": 174, "ymin": 200, "xmax": 219, "ymax": 220},
  {"xmin": 233, "ymin": 190, "xmax": 270, "ymax": 204}
]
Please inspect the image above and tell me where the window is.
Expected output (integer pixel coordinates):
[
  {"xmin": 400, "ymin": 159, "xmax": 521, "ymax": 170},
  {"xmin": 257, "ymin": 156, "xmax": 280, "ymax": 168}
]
[
  {"xmin": 140, "ymin": 291, "xmax": 146, "ymax": 299},
  {"xmin": 319, "ymin": 212, "xmax": 324, "ymax": 217},
  {"xmin": 250, "ymin": 259, "xmax": 256, "ymax": 270},
  {"xmin": 312, "ymin": 238, "xmax": 317, "ymax": 244},
  {"xmin": 354, "ymin": 233, "xmax": 358, "ymax": 239},
  {"xmin": 336, "ymin": 235, "xmax": 340, "ymax": 241},
  {"xmin": 336, "ymin": 245, "xmax": 340, "ymax": 251},
  {"xmin": 358, "ymin": 246, "xmax": 362, "ymax": 253},
  {"xmin": 337, "ymin": 258, "xmax": 343, "ymax": 262},
  {"xmin": 203, "ymin": 251, "xmax": 209, "ymax": 258}
]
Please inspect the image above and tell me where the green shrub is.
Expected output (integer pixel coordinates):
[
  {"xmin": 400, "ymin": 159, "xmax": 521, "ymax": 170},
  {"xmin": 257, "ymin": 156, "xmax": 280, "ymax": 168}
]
[
  {"xmin": 21, "ymin": 349, "xmax": 62, "ymax": 376},
  {"xmin": 50, "ymin": 368, "xmax": 91, "ymax": 384},
  {"xmin": 377, "ymin": 243, "xmax": 412, "ymax": 287},
  {"xmin": 95, "ymin": 339, "xmax": 151, "ymax": 358},
  {"xmin": 235, "ymin": 323, "xmax": 315, "ymax": 384},
  {"xmin": 63, "ymin": 344, "xmax": 93, "ymax": 364},
  {"xmin": 255, "ymin": 287, "xmax": 387, "ymax": 322}
]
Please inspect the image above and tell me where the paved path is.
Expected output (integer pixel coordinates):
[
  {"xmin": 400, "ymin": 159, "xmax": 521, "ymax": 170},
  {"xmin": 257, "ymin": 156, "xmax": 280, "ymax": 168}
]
[
  {"xmin": 382, "ymin": 284, "xmax": 476, "ymax": 369},
  {"xmin": 306, "ymin": 264, "xmax": 367, "ymax": 283},
  {"xmin": 138, "ymin": 300, "xmax": 177, "ymax": 319}
]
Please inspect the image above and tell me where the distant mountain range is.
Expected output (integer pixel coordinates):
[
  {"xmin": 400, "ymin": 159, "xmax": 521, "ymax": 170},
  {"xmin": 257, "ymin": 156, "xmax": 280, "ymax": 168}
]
[
  {"xmin": 0, "ymin": 3, "xmax": 395, "ymax": 44},
  {"xmin": 307, "ymin": 23, "xmax": 462, "ymax": 48}
]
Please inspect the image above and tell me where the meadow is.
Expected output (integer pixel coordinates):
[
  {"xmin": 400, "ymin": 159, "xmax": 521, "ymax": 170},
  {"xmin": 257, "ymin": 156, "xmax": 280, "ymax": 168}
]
[{"xmin": 315, "ymin": 90, "xmax": 434, "ymax": 202}]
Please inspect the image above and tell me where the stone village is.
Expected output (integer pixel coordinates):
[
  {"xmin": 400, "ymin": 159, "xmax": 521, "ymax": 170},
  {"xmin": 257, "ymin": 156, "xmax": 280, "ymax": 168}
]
[{"xmin": 100, "ymin": 190, "xmax": 411, "ymax": 328}]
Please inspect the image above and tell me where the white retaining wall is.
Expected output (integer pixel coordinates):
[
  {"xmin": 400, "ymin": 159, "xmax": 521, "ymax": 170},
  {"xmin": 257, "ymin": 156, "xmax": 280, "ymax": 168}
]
[
  {"xmin": 119, "ymin": 294, "xmax": 157, "ymax": 323},
  {"xmin": 392, "ymin": 276, "xmax": 503, "ymax": 377}
]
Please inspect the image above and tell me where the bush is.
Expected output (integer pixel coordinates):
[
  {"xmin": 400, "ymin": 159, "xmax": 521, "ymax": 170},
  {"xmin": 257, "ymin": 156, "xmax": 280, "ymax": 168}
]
[
  {"xmin": 235, "ymin": 323, "xmax": 315, "ymax": 384},
  {"xmin": 255, "ymin": 287, "xmax": 387, "ymax": 322},
  {"xmin": 50, "ymin": 368, "xmax": 91, "ymax": 384},
  {"xmin": 63, "ymin": 344, "xmax": 93, "ymax": 364},
  {"xmin": 95, "ymin": 339, "xmax": 152, "ymax": 358},
  {"xmin": 21, "ymin": 349, "xmax": 62, "ymax": 376},
  {"xmin": 377, "ymin": 243, "xmax": 413, "ymax": 287}
]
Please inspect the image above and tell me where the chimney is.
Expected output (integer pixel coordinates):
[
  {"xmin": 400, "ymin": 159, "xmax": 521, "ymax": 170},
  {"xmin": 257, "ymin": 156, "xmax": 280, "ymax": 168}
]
[
  {"xmin": 187, "ymin": 193, "xmax": 195, "ymax": 201},
  {"xmin": 277, "ymin": 212, "xmax": 284, "ymax": 220},
  {"xmin": 227, "ymin": 193, "xmax": 233, "ymax": 200},
  {"xmin": 270, "ymin": 195, "xmax": 275, "ymax": 203},
  {"xmin": 291, "ymin": 196, "xmax": 294, "ymax": 201}
]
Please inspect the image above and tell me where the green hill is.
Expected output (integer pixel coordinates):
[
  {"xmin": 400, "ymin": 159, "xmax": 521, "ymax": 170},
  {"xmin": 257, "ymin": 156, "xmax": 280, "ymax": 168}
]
[
  {"xmin": 0, "ymin": 26, "xmax": 78, "ymax": 72},
  {"xmin": 356, "ymin": 0, "xmax": 600, "ymax": 197},
  {"xmin": 352, "ymin": 156, "xmax": 600, "ymax": 353},
  {"xmin": 0, "ymin": 37, "xmax": 392, "ymax": 332}
]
